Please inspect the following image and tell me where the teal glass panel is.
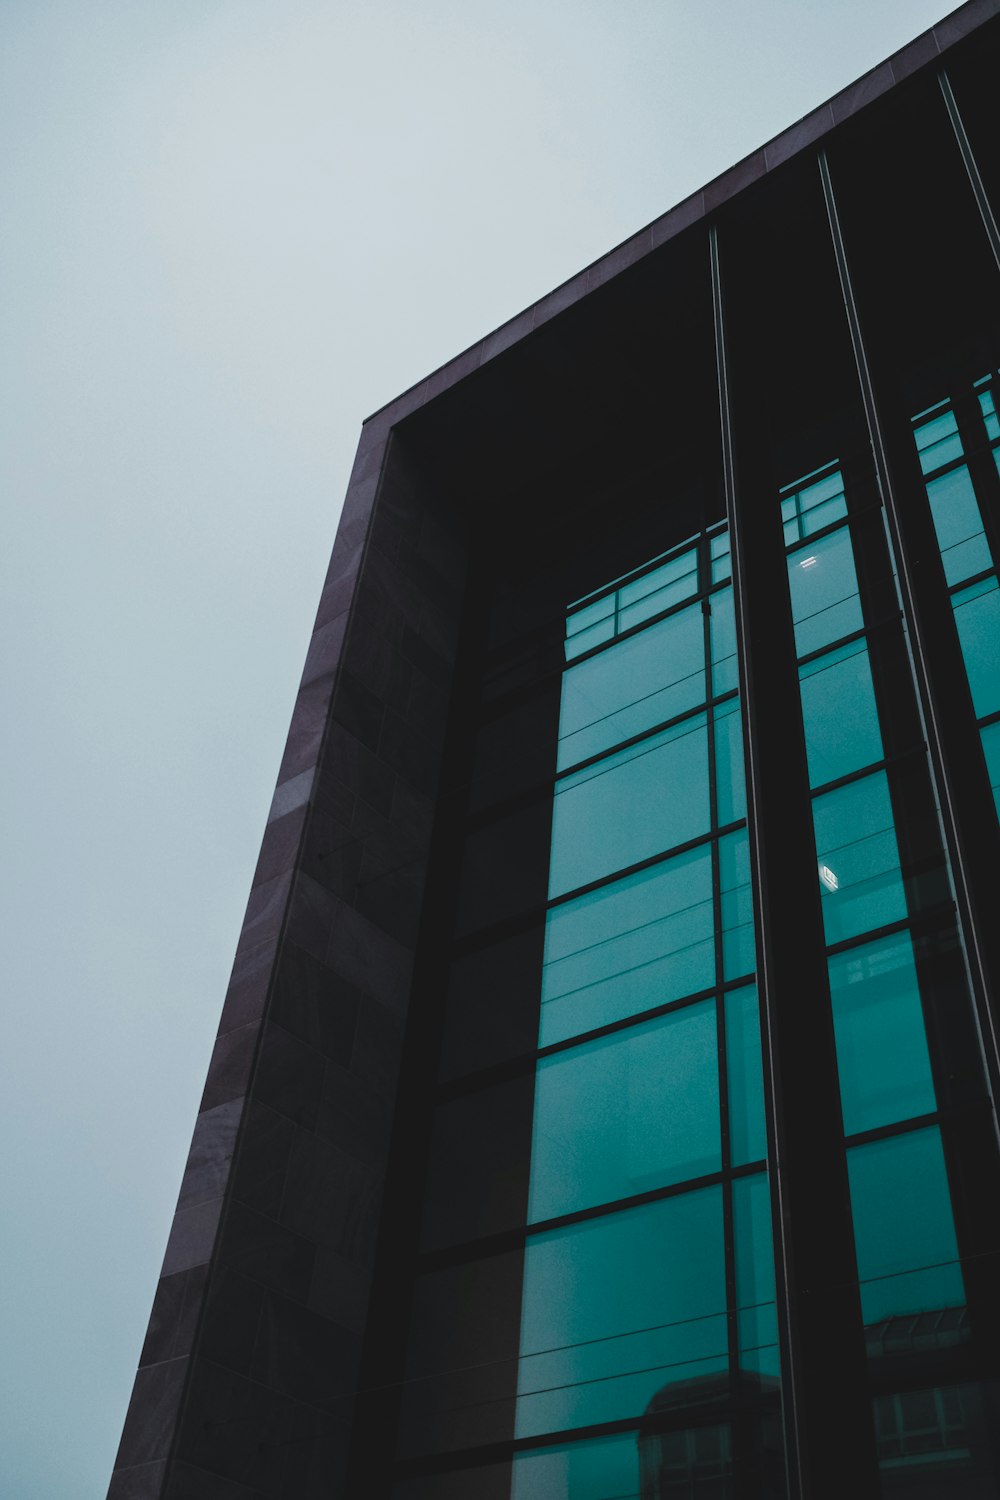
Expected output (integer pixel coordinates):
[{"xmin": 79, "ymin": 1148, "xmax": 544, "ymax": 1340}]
[
  {"xmin": 549, "ymin": 715, "xmax": 710, "ymax": 897},
  {"xmin": 512, "ymin": 1433, "xmax": 639, "ymax": 1500},
  {"xmin": 528, "ymin": 1001, "xmax": 721, "ymax": 1223},
  {"xmin": 710, "ymin": 586, "xmax": 739, "ymax": 697},
  {"xmin": 787, "ymin": 525, "xmax": 863, "ymax": 657},
  {"xmin": 558, "ymin": 603, "xmax": 705, "ymax": 768},
  {"xmin": 726, "ymin": 983, "xmax": 766, "ymax": 1166},
  {"xmin": 714, "ymin": 697, "xmax": 746, "ymax": 825},
  {"xmin": 979, "ymin": 385, "xmax": 1000, "ymax": 441},
  {"xmin": 828, "ymin": 933, "xmax": 936, "ymax": 1136},
  {"xmin": 719, "ymin": 827, "xmax": 754, "ymax": 980},
  {"xmin": 848, "ymin": 1127, "xmax": 965, "ymax": 1324},
  {"xmin": 733, "ymin": 1172, "xmax": 779, "ymax": 1377},
  {"xmin": 565, "ymin": 616, "xmax": 615, "ymax": 661},
  {"xmin": 540, "ymin": 846, "xmax": 715, "ymax": 1046},
  {"xmin": 781, "ymin": 468, "xmax": 848, "ymax": 546},
  {"xmin": 798, "ymin": 640, "xmax": 884, "ymax": 789},
  {"xmin": 710, "ymin": 528, "xmax": 732, "ymax": 584},
  {"xmin": 516, "ymin": 1188, "xmax": 727, "ymax": 1436},
  {"xmin": 618, "ymin": 547, "xmax": 698, "ymax": 631},
  {"xmin": 914, "ymin": 408, "xmax": 963, "ymax": 474},
  {"xmin": 982, "ymin": 720, "xmax": 1000, "ymax": 818},
  {"xmin": 952, "ymin": 576, "xmax": 1000, "ymax": 719},
  {"xmin": 567, "ymin": 594, "xmax": 614, "ymax": 637},
  {"xmin": 925, "ymin": 466, "xmax": 993, "ymax": 586},
  {"xmin": 812, "ymin": 772, "xmax": 906, "ymax": 944}
]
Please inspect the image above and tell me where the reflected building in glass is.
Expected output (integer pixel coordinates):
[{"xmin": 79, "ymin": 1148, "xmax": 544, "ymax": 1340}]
[{"xmin": 109, "ymin": 5, "xmax": 1000, "ymax": 1499}]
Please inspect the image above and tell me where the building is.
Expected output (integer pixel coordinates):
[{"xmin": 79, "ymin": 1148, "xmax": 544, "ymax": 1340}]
[{"xmin": 109, "ymin": 3, "xmax": 1000, "ymax": 1496}]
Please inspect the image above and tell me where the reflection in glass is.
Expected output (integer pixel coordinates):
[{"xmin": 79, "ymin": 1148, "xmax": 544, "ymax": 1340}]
[
  {"xmin": 925, "ymin": 465, "xmax": 993, "ymax": 586},
  {"xmin": 848, "ymin": 1127, "xmax": 964, "ymax": 1324},
  {"xmin": 719, "ymin": 828, "xmax": 754, "ymax": 980},
  {"xmin": 799, "ymin": 640, "xmax": 883, "ymax": 788},
  {"xmin": 733, "ymin": 1172, "xmax": 779, "ymax": 1377},
  {"xmin": 812, "ymin": 772, "xmax": 905, "ymax": 944},
  {"xmin": 516, "ymin": 1189, "xmax": 727, "ymax": 1437},
  {"xmin": 952, "ymin": 576, "xmax": 1000, "ymax": 720},
  {"xmin": 780, "ymin": 466, "xmax": 848, "ymax": 545},
  {"xmin": 828, "ymin": 933, "xmax": 936, "ymax": 1136},
  {"xmin": 913, "ymin": 406, "xmax": 964, "ymax": 475},
  {"xmin": 541, "ymin": 848, "xmax": 715, "ymax": 1046},
  {"xmin": 512, "ymin": 1432, "xmax": 639, "ymax": 1500},
  {"xmin": 558, "ymin": 604, "xmax": 705, "ymax": 768},
  {"xmin": 549, "ymin": 716, "xmax": 710, "ymax": 897},
  {"xmin": 786, "ymin": 525, "xmax": 863, "ymax": 656},
  {"xmin": 528, "ymin": 1002, "xmax": 721, "ymax": 1223},
  {"xmin": 726, "ymin": 984, "xmax": 766, "ymax": 1166}
]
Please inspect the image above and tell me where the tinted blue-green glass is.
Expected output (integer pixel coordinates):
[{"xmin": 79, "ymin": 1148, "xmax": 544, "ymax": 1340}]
[
  {"xmin": 979, "ymin": 385, "xmax": 1000, "ymax": 441},
  {"xmin": 540, "ymin": 846, "xmax": 715, "ymax": 1046},
  {"xmin": 733, "ymin": 1172, "xmax": 779, "ymax": 1377},
  {"xmin": 564, "ymin": 616, "xmax": 615, "ymax": 660},
  {"xmin": 812, "ymin": 772, "xmax": 906, "ymax": 944},
  {"xmin": 512, "ymin": 1433, "xmax": 639, "ymax": 1500},
  {"xmin": 549, "ymin": 715, "xmax": 710, "ymax": 897},
  {"xmin": 711, "ymin": 528, "xmax": 732, "ymax": 584},
  {"xmin": 516, "ymin": 1187, "xmax": 727, "ymax": 1436},
  {"xmin": 719, "ymin": 827, "xmax": 754, "ymax": 980},
  {"xmin": 914, "ymin": 408, "xmax": 963, "ymax": 474},
  {"xmin": 726, "ymin": 984, "xmax": 766, "ymax": 1166},
  {"xmin": 952, "ymin": 576, "xmax": 1000, "ymax": 719},
  {"xmin": 781, "ymin": 468, "xmax": 848, "ymax": 546},
  {"xmin": 925, "ymin": 466, "xmax": 993, "ymax": 586},
  {"xmin": 528, "ymin": 1001, "xmax": 721, "ymax": 1223},
  {"xmin": 787, "ymin": 526, "xmax": 863, "ymax": 657},
  {"xmin": 710, "ymin": 586, "xmax": 739, "ymax": 697},
  {"xmin": 982, "ymin": 720, "xmax": 1000, "ymax": 818},
  {"xmin": 799, "ymin": 640, "xmax": 883, "ymax": 788},
  {"xmin": 618, "ymin": 548, "xmax": 699, "ymax": 632},
  {"xmin": 848, "ymin": 1127, "xmax": 965, "ymax": 1323},
  {"xmin": 714, "ymin": 698, "xmax": 746, "ymax": 824},
  {"xmin": 828, "ymin": 933, "xmax": 936, "ymax": 1136},
  {"xmin": 557, "ymin": 603, "xmax": 705, "ymax": 769}
]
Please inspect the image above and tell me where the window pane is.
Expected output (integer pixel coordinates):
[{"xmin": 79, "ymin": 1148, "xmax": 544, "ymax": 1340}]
[
  {"xmin": 848, "ymin": 1127, "xmax": 964, "ymax": 1324},
  {"xmin": 711, "ymin": 529, "xmax": 732, "ymax": 584},
  {"xmin": 549, "ymin": 716, "xmax": 710, "ymax": 897},
  {"xmin": 982, "ymin": 720, "xmax": 1000, "ymax": 818},
  {"xmin": 528, "ymin": 1002, "xmax": 721, "ymax": 1223},
  {"xmin": 733, "ymin": 1172, "xmax": 779, "ymax": 1377},
  {"xmin": 516, "ymin": 1188, "xmax": 727, "ymax": 1436},
  {"xmin": 812, "ymin": 772, "xmax": 906, "ymax": 944},
  {"xmin": 952, "ymin": 576, "xmax": 1000, "ymax": 720},
  {"xmin": 726, "ymin": 983, "xmax": 766, "ymax": 1167},
  {"xmin": 799, "ymin": 640, "xmax": 884, "ymax": 788},
  {"xmin": 565, "ymin": 616, "xmax": 615, "ymax": 661},
  {"xmin": 558, "ymin": 604, "xmax": 705, "ymax": 768},
  {"xmin": 787, "ymin": 526, "xmax": 863, "ymax": 657},
  {"xmin": 925, "ymin": 466, "xmax": 993, "ymax": 586},
  {"xmin": 567, "ymin": 595, "xmax": 614, "ymax": 636},
  {"xmin": 710, "ymin": 586, "xmax": 739, "ymax": 697},
  {"xmin": 619, "ymin": 548, "xmax": 698, "ymax": 608},
  {"xmin": 914, "ymin": 409, "xmax": 963, "ymax": 474},
  {"xmin": 719, "ymin": 827, "xmax": 755, "ymax": 980},
  {"xmin": 541, "ymin": 847, "xmax": 715, "ymax": 1046},
  {"xmin": 512, "ymin": 1433, "xmax": 639, "ymax": 1500},
  {"xmin": 714, "ymin": 698, "xmax": 746, "ymax": 825},
  {"xmin": 828, "ymin": 933, "xmax": 936, "ymax": 1136}
]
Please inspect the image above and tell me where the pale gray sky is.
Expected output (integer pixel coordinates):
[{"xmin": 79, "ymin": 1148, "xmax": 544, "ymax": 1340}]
[{"xmin": 0, "ymin": 2, "xmax": 954, "ymax": 1493}]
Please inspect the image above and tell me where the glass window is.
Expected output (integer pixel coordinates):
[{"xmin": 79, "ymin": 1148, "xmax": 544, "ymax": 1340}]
[
  {"xmin": 798, "ymin": 640, "xmax": 884, "ymax": 789},
  {"xmin": 564, "ymin": 616, "xmax": 615, "ymax": 661},
  {"xmin": 981, "ymin": 720, "xmax": 1000, "ymax": 818},
  {"xmin": 979, "ymin": 385, "xmax": 1000, "ymax": 442},
  {"xmin": 516, "ymin": 1188, "xmax": 727, "ymax": 1437},
  {"xmin": 512, "ymin": 1433, "xmax": 640, "ymax": 1500},
  {"xmin": 828, "ymin": 933, "xmax": 936, "ymax": 1136},
  {"xmin": 709, "ymin": 586, "xmax": 739, "ymax": 697},
  {"xmin": 925, "ymin": 465, "xmax": 993, "ymax": 586},
  {"xmin": 558, "ymin": 603, "xmax": 705, "ymax": 769},
  {"xmin": 711, "ymin": 528, "xmax": 732, "ymax": 584},
  {"xmin": 618, "ymin": 547, "xmax": 699, "ymax": 632},
  {"xmin": 540, "ymin": 846, "xmax": 715, "ymax": 1047},
  {"xmin": 780, "ymin": 468, "xmax": 848, "ymax": 545},
  {"xmin": 952, "ymin": 576, "xmax": 1000, "ymax": 720},
  {"xmin": 733, "ymin": 1172, "xmax": 779, "ymax": 1377},
  {"xmin": 812, "ymin": 772, "xmax": 906, "ymax": 945},
  {"xmin": 714, "ymin": 698, "xmax": 746, "ymax": 825},
  {"xmin": 528, "ymin": 1001, "xmax": 721, "ymax": 1223},
  {"xmin": 787, "ymin": 526, "xmax": 863, "ymax": 657},
  {"xmin": 914, "ymin": 408, "xmax": 963, "ymax": 475},
  {"xmin": 848, "ymin": 1127, "xmax": 964, "ymax": 1324},
  {"xmin": 719, "ymin": 827, "xmax": 755, "ymax": 981},
  {"xmin": 726, "ymin": 984, "xmax": 766, "ymax": 1167},
  {"xmin": 549, "ymin": 715, "xmax": 710, "ymax": 897}
]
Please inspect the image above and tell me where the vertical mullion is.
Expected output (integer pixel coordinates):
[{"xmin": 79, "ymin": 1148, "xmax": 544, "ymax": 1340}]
[{"xmin": 711, "ymin": 220, "xmax": 879, "ymax": 1500}]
